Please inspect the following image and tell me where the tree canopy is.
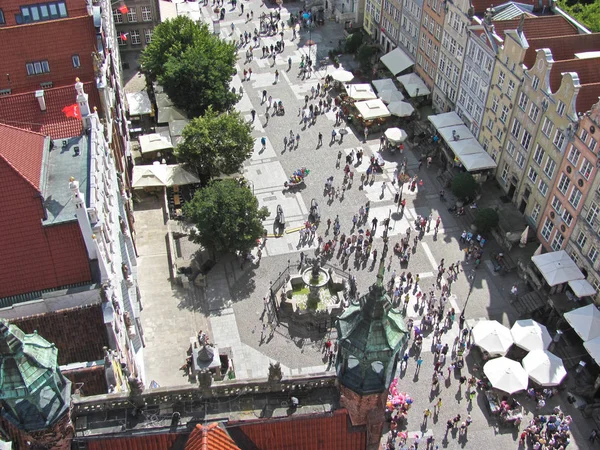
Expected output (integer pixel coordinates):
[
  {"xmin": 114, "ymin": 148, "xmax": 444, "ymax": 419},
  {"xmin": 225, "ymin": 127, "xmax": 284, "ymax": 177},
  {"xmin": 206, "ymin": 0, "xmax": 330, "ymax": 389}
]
[
  {"xmin": 183, "ymin": 179, "xmax": 269, "ymax": 255},
  {"xmin": 556, "ymin": 0, "xmax": 600, "ymax": 32},
  {"xmin": 474, "ymin": 208, "xmax": 499, "ymax": 233},
  {"xmin": 140, "ymin": 16, "xmax": 238, "ymax": 116},
  {"xmin": 451, "ymin": 172, "xmax": 478, "ymax": 200},
  {"xmin": 176, "ymin": 108, "xmax": 254, "ymax": 180}
]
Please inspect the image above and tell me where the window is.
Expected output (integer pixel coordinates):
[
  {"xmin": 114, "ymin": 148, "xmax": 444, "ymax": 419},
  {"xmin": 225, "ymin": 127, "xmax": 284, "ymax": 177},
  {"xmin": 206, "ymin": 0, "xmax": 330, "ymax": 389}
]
[
  {"xmin": 501, "ymin": 163, "xmax": 509, "ymax": 181},
  {"xmin": 497, "ymin": 71, "xmax": 505, "ymax": 89},
  {"xmin": 486, "ymin": 118, "xmax": 494, "ymax": 131},
  {"xmin": 500, "ymin": 105, "xmax": 509, "ymax": 123},
  {"xmin": 587, "ymin": 203, "xmax": 600, "ymax": 225},
  {"xmin": 553, "ymin": 130, "xmax": 566, "ymax": 150},
  {"xmin": 0, "ymin": 9, "xmax": 5, "ymax": 24},
  {"xmin": 127, "ymin": 7, "xmax": 137, "ymax": 22},
  {"xmin": 117, "ymin": 34, "xmax": 126, "ymax": 46},
  {"xmin": 511, "ymin": 119, "xmax": 521, "ymax": 138},
  {"xmin": 141, "ymin": 6, "xmax": 152, "ymax": 21},
  {"xmin": 589, "ymin": 246, "xmax": 599, "ymax": 264},
  {"xmin": 580, "ymin": 128, "xmax": 589, "ymax": 143},
  {"xmin": 113, "ymin": 8, "xmax": 123, "ymax": 23},
  {"xmin": 495, "ymin": 127, "xmax": 504, "ymax": 142},
  {"xmin": 423, "ymin": 14, "xmax": 428, "ymax": 29},
  {"xmin": 557, "ymin": 173, "xmax": 570, "ymax": 194},
  {"xmin": 542, "ymin": 118, "xmax": 553, "ymax": 137},
  {"xmin": 580, "ymin": 158, "xmax": 593, "ymax": 180},
  {"xmin": 26, "ymin": 60, "xmax": 50, "ymax": 75},
  {"xmin": 482, "ymin": 138, "xmax": 489, "ymax": 151},
  {"xmin": 556, "ymin": 101, "xmax": 565, "ymax": 117},
  {"xmin": 516, "ymin": 152, "xmax": 525, "ymax": 168},
  {"xmin": 551, "ymin": 233, "xmax": 564, "ymax": 251},
  {"xmin": 144, "ymin": 29, "xmax": 153, "ymax": 43},
  {"xmin": 72, "ymin": 55, "xmax": 80, "ymax": 68},
  {"xmin": 541, "ymin": 218, "xmax": 554, "ymax": 241},
  {"xmin": 506, "ymin": 141, "xmax": 516, "ymax": 156},
  {"xmin": 528, "ymin": 167, "xmax": 538, "ymax": 183},
  {"xmin": 521, "ymin": 130, "xmax": 532, "ymax": 150},
  {"xmin": 567, "ymin": 146, "xmax": 580, "ymax": 165},
  {"xmin": 533, "ymin": 145, "xmax": 544, "ymax": 165},
  {"xmin": 529, "ymin": 104, "xmax": 540, "ymax": 123},
  {"xmin": 130, "ymin": 29, "xmax": 141, "ymax": 44},
  {"xmin": 485, "ymin": 57, "xmax": 493, "ymax": 73},
  {"xmin": 518, "ymin": 92, "xmax": 528, "ymax": 110},
  {"xmin": 551, "ymin": 196, "xmax": 562, "ymax": 213},
  {"xmin": 507, "ymin": 79, "xmax": 515, "ymax": 97},
  {"xmin": 577, "ymin": 231, "xmax": 588, "ymax": 249},
  {"xmin": 562, "ymin": 210, "xmax": 573, "ymax": 227},
  {"xmin": 538, "ymin": 179, "xmax": 548, "ymax": 197},
  {"xmin": 569, "ymin": 188, "xmax": 582, "ymax": 209},
  {"xmin": 544, "ymin": 159, "xmax": 556, "ymax": 179},
  {"xmin": 532, "ymin": 75, "xmax": 540, "ymax": 90},
  {"xmin": 590, "ymin": 137, "xmax": 597, "ymax": 152},
  {"xmin": 491, "ymin": 96, "xmax": 499, "ymax": 113},
  {"xmin": 17, "ymin": 1, "xmax": 67, "ymax": 23},
  {"xmin": 531, "ymin": 203, "xmax": 541, "ymax": 222}
]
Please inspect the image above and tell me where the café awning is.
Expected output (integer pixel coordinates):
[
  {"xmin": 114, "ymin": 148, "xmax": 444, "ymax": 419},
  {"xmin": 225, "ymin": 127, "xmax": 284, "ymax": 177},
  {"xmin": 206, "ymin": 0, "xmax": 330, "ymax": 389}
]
[
  {"xmin": 372, "ymin": 78, "xmax": 397, "ymax": 94},
  {"xmin": 564, "ymin": 304, "xmax": 600, "ymax": 341},
  {"xmin": 354, "ymin": 99, "xmax": 391, "ymax": 120},
  {"xmin": 397, "ymin": 73, "xmax": 431, "ymax": 97},
  {"xmin": 138, "ymin": 133, "xmax": 174, "ymax": 155},
  {"xmin": 378, "ymin": 90, "xmax": 406, "ymax": 104},
  {"xmin": 387, "ymin": 101, "xmax": 414, "ymax": 117},
  {"xmin": 380, "ymin": 47, "xmax": 414, "ymax": 75},
  {"xmin": 126, "ymin": 91, "xmax": 152, "ymax": 116},
  {"xmin": 531, "ymin": 250, "xmax": 585, "ymax": 287},
  {"xmin": 132, "ymin": 164, "xmax": 200, "ymax": 188},
  {"xmin": 345, "ymin": 83, "xmax": 378, "ymax": 100},
  {"xmin": 568, "ymin": 279, "xmax": 596, "ymax": 297}
]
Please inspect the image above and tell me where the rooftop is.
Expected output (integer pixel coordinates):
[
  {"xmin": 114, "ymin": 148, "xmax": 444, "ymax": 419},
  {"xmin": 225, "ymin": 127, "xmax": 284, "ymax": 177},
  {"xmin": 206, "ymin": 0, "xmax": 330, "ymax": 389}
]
[
  {"xmin": 524, "ymin": 33, "xmax": 600, "ymax": 68},
  {"xmin": 577, "ymin": 83, "xmax": 600, "ymax": 114},
  {"xmin": 472, "ymin": 0, "xmax": 551, "ymax": 14},
  {"xmin": 548, "ymin": 57, "xmax": 600, "ymax": 94},
  {"xmin": 0, "ymin": 82, "xmax": 99, "ymax": 139},
  {"xmin": 41, "ymin": 134, "xmax": 91, "ymax": 225},
  {"xmin": 493, "ymin": 15, "xmax": 578, "ymax": 41},
  {"xmin": 0, "ymin": 123, "xmax": 48, "ymax": 191}
]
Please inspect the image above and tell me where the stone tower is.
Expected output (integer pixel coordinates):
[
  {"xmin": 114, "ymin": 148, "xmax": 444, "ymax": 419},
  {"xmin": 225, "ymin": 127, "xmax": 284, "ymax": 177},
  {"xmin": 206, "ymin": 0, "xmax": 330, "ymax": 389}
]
[
  {"xmin": 0, "ymin": 320, "xmax": 73, "ymax": 449},
  {"xmin": 335, "ymin": 247, "xmax": 408, "ymax": 449}
]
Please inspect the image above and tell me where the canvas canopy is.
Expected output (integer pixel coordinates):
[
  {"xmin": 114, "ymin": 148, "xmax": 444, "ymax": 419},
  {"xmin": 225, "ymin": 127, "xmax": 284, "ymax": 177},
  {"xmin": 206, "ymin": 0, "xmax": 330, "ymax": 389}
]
[
  {"xmin": 568, "ymin": 279, "xmax": 596, "ymax": 297},
  {"xmin": 531, "ymin": 250, "xmax": 585, "ymax": 287},
  {"xmin": 138, "ymin": 133, "xmax": 174, "ymax": 155},
  {"xmin": 397, "ymin": 73, "xmax": 431, "ymax": 97},
  {"xmin": 331, "ymin": 69, "xmax": 354, "ymax": 82},
  {"xmin": 132, "ymin": 164, "xmax": 200, "ymax": 188},
  {"xmin": 126, "ymin": 91, "xmax": 152, "ymax": 116},
  {"xmin": 510, "ymin": 319, "xmax": 552, "ymax": 352},
  {"xmin": 564, "ymin": 304, "xmax": 600, "ymax": 341},
  {"xmin": 522, "ymin": 350, "xmax": 567, "ymax": 386},
  {"xmin": 484, "ymin": 357, "xmax": 529, "ymax": 394},
  {"xmin": 472, "ymin": 320, "xmax": 513, "ymax": 356},
  {"xmin": 354, "ymin": 99, "xmax": 391, "ymax": 120},
  {"xmin": 385, "ymin": 127, "xmax": 408, "ymax": 143},
  {"xmin": 379, "ymin": 90, "xmax": 406, "ymax": 104},
  {"xmin": 345, "ymin": 84, "xmax": 378, "ymax": 100},
  {"xmin": 380, "ymin": 47, "xmax": 414, "ymax": 75},
  {"xmin": 387, "ymin": 101, "xmax": 414, "ymax": 117},
  {"xmin": 583, "ymin": 337, "xmax": 600, "ymax": 364},
  {"xmin": 372, "ymin": 78, "xmax": 397, "ymax": 93}
]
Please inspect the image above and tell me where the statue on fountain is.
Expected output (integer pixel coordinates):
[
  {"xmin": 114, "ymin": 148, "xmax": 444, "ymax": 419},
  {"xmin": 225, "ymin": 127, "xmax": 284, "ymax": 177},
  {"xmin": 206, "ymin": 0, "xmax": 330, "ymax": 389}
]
[{"xmin": 311, "ymin": 255, "xmax": 322, "ymax": 280}]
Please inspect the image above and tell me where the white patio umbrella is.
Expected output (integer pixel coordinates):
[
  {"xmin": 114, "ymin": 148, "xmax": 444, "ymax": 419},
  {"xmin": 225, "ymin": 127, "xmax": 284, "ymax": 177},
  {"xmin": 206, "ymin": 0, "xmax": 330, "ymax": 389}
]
[
  {"xmin": 520, "ymin": 226, "xmax": 530, "ymax": 245},
  {"xmin": 583, "ymin": 336, "xmax": 600, "ymax": 365},
  {"xmin": 331, "ymin": 69, "xmax": 354, "ymax": 83},
  {"xmin": 378, "ymin": 89, "xmax": 405, "ymax": 104},
  {"xmin": 484, "ymin": 357, "xmax": 529, "ymax": 394},
  {"xmin": 522, "ymin": 350, "xmax": 567, "ymax": 386},
  {"xmin": 385, "ymin": 127, "xmax": 408, "ymax": 144},
  {"xmin": 510, "ymin": 319, "xmax": 552, "ymax": 351},
  {"xmin": 388, "ymin": 101, "xmax": 415, "ymax": 117},
  {"xmin": 472, "ymin": 320, "xmax": 514, "ymax": 356},
  {"xmin": 564, "ymin": 304, "xmax": 600, "ymax": 341},
  {"xmin": 533, "ymin": 244, "xmax": 543, "ymax": 256}
]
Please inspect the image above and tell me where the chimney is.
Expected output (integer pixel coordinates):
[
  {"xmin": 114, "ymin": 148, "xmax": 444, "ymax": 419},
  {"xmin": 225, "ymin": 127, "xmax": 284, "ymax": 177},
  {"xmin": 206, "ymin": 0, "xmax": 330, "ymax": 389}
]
[{"xmin": 35, "ymin": 90, "xmax": 46, "ymax": 111}]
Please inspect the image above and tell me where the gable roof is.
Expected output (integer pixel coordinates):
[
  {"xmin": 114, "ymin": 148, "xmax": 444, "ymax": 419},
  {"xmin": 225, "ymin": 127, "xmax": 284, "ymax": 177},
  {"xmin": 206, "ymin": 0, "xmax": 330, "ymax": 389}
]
[
  {"xmin": 493, "ymin": 16, "xmax": 578, "ymax": 42},
  {"xmin": 576, "ymin": 83, "xmax": 600, "ymax": 114},
  {"xmin": 0, "ymin": 82, "xmax": 100, "ymax": 139},
  {"xmin": 549, "ymin": 58, "xmax": 600, "ymax": 92},
  {"xmin": 0, "ymin": 123, "xmax": 46, "ymax": 190},
  {"xmin": 227, "ymin": 409, "xmax": 367, "ymax": 450},
  {"xmin": 524, "ymin": 33, "xmax": 600, "ymax": 68},
  {"xmin": 185, "ymin": 423, "xmax": 240, "ymax": 450}
]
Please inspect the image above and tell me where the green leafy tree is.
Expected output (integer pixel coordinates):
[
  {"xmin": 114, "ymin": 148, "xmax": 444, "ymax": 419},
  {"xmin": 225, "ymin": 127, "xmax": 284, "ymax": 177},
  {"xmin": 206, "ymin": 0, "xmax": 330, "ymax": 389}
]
[
  {"xmin": 451, "ymin": 172, "xmax": 478, "ymax": 200},
  {"xmin": 183, "ymin": 179, "xmax": 269, "ymax": 256},
  {"xmin": 140, "ymin": 17, "xmax": 237, "ymax": 116},
  {"xmin": 176, "ymin": 108, "xmax": 254, "ymax": 180},
  {"xmin": 474, "ymin": 208, "xmax": 499, "ymax": 233},
  {"xmin": 556, "ymin": 0, "xmax": 600, "ymax": 32},
  {"xmin": 357, "ymin": 44, "xmax": 374, "ymax": 72},
  {"xmin": 345, "ymin": 32, "xmax": 363, "ymax": 54}
]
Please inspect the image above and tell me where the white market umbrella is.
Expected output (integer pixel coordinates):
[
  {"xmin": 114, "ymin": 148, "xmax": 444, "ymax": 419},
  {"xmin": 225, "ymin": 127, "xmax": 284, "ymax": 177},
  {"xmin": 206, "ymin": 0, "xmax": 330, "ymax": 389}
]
[
  {"xmin": 378, "ymin": 89, "xmax": 405, "ymax": 104},
  {"xmin": 484, "ymin": 357, "xmax": 529, "ymax": 394},
  {"xmin": 331, "ymin": 69, "xmax": 354, "ymax": 83},
  {"xmin": 564, "ymin": 304, "xmax": 600, "ymax": 341},
  {"xmin": 522, "ymin": 350, "xmax": 567, "ymax": 387},
  {"xmin": 584, "ymin": 337, "xmax": 600, "ymax": 365},
  {"xmin": 388, "ymin": 101, "xmax": 415, "ymax": 117},
  {"xmin": 533, "ymin": 244, "xmax": 543, "ymax": 256},
  {"xmin": 472, "ymin": 320, "xmax": 513, "ymax": 356},
  {"xmin": 385, "ymin": 127, "xmax": 408, "ymax": 144},
  {"xmin": 520, "ymin": 226, "xmax": 530, "ymax": 245},
  {"xmin": 511, "ymin": 319, "xmax": 552, "ymax": 352},
  {"xmin": 131, "ymin": 164, "xmax": 169, "ymax": 188}
]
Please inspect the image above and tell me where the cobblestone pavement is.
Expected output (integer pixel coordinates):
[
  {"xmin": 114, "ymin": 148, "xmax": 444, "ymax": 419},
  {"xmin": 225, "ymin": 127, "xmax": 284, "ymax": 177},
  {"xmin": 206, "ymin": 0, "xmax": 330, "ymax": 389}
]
[{"xmin": 136, "ymin": 2, "xmax": 589, "ymax": 447}]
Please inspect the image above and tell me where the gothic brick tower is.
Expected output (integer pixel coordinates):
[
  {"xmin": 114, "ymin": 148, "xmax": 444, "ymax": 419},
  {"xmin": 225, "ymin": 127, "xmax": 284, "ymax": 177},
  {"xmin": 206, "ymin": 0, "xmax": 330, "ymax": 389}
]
[{"xmin": 336, "ymin": 246, "xmax": 408, "ymax": 449}]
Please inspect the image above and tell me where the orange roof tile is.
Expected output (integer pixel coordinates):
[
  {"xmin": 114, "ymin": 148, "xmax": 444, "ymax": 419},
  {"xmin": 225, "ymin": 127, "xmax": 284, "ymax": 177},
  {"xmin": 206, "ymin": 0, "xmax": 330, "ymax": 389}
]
[
  {"xmin": 549, "ymin": 58, "xmax": 600, "ymax": 92},
  {"xmin": 227, "ymin": 409, "xmax": 367, "ymax": 450},
  {"xmin": 524, "ymin": 33, "xmax": 600, "ymax": 68},
  {"xmin": 0, "ymin": 16, "xmax": 97, "ymax": 94},
  {"xmin": 0, "ymin": 123, "xmax": 46, "ymax": 190},
  {"xmin": 185, "ymin": 423, "xmax": 240, "ymax": 450},
  {"xmin": 0, "ymin": 82, "xmax": 100, "ymax": 139},
  {"xmin": 86, "ymin": 434, "xmax": 181, "ymax": 450},
  {"xmin": 493, "ymin": 16, "xmax": 578, "ymax": 42},
  {"xmin": 576, "ymin": 83, "xmax": 600, "ymax": 114}
]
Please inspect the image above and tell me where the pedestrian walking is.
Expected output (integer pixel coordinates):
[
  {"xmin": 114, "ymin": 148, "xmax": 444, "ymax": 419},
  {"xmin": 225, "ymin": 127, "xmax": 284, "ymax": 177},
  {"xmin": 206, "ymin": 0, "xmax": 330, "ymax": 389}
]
[
  {"xmin": 251, "ymin": 109, "xmax": 256, "ymax": 121},
  {"xmin": 262, "ymin": 89, "xmax": 267, "ymax": 103},
  {"xmin": 381, "ymin": 182, "xmax": 386, "ymax": 198},
  {"xmin": 248, "ymin": 68, "xmax": 252, "ymax": 79},
  {"xmin": 317, "ymin": 132, "xmax": 323, "ymax": 147},
  {"xmin": 331, "ymin": 129, "xmax": 337, "ymax": 143},
  {"xmin": 274, "ymin": 69, "xmax": 279, "ymax": 83},
  {"xmin": 260, "ymin": 136, "xmax": 266, "ymax": 149},
  {"xmin": 371, "ymin": 217, "xmax": 378, "ymax": 233},
  {"xmin": 364, "ymin": 126, "xmax": 369, "ymax": 142}
]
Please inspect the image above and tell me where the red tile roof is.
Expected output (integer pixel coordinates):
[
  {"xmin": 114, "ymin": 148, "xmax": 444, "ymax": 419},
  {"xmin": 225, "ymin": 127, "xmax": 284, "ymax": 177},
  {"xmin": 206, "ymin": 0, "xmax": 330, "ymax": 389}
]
[
  {"xmin": 0, "ymin": 82, "xmax": 100, "ymax": 139},
  {"xmin": 576, "ymin": 83, "xmax": 600, "ymax": 114},
  {"xmin": 472, "ymin": 0, "xmax": 551, "ymax": 14},
  {"xmin": 549, "ymin": 58, "xmax": 600, "ymax": 92},
  {"xmin": 493, "ymin": 16, "xmax": 578, "ymax": 42},
  {"xmin": 0, "ymin": 16, "xmax": 97, "ymax": 94},
  {"xmin": 86, "ymin": 434, "xmax": 182, "ymax": 450},
  {"xmin": 524, "ymin": 33, "xmax": 600, "ymax": 68},
  {"xmin": 0, "ymin": 123, "xmax": 46, "ymax": 190},
  {"xmin": 11, "ymin": 303, "xmax": 107, "ymax": 365},
  {"xmin": 185, "ymin": 423, "xmax": 240, "ymax": 450},
  {"xmin": 63, "ymin": 365, "xmax": 108, "ymax": 396},
  {"xmin": 227, "ymin": 409, "xmax": 367, "ymax": 450},
  {"xmin": 0, "ymin": 0, "xmax": 89, "ymax": 27}
]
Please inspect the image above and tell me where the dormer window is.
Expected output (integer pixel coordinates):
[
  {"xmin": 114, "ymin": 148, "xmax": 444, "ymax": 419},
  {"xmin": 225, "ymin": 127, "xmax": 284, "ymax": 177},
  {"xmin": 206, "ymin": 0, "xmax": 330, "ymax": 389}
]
[{"xmin": 16, "ymin": 1, "xmax": 67, "ymax": 24}]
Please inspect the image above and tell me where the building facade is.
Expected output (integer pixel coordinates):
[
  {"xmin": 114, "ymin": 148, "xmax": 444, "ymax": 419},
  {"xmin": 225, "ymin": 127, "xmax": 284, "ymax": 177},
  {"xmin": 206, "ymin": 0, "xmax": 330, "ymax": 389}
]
[
  {"xmin": 379, "ymin": 0, "xmax": 402, "ymax": 53},
  {"xmin": 364, "ymin": 0, "xmax": 382, "ymax": 42},
  {"xmin": 397, "ymin": 0, "xmax": 423, "ymax": 59},
  {"xmin": 113, "ymin": 0, "xmax": 160, "ymax": 54},
  {"xmin": 414, "ymin": 0, "xmax": 445, "ymax": 91}
]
